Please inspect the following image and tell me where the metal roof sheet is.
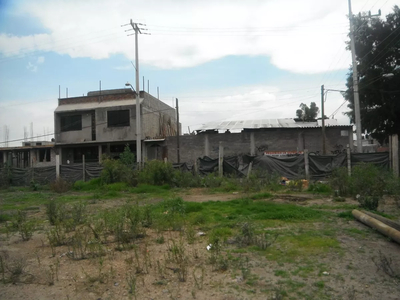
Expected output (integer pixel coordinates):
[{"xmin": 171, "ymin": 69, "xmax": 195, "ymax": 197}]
[
  {"xmin": 55, "ymin": 99, "xmax": 143, "ymax": 112},
  {"xmin": 196, "ymin": 119, "xmax": 347, "ymax": 131}
]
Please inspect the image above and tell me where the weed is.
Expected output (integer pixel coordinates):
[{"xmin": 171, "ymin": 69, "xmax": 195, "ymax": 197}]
[
  {"xmin": 13, "ymin": 210, "xmax": 35, "ymax": 241},
  {"xmin": 126, "ymin": 271, "xmax": 137, "ymax": 299},
  {"xmin": 168, "ymin": 239, "xmax": 188, "ymax": 282},
  {"xmin": 156, "ymin": 235, "xmax": 165, "ymax": 244},
  {"xmin": 6, "ymin": 258, "xmax": 26, "ymax": 283},
  {"xmin": 46, "ymin": 199, "xmax": 65, "ymax": 225},
  {"xmin": 372, "ymin": 250, "xmax": 399, "ymax": 278},
  {"xmin": 193, "ymin": 266, "xmax": 204, "ymax": 290},
  {"xmin": 185, "ymin": 224, "xmax": 196, "ymax": 244},
  {"xmin": 138, "ymin": 160, "xmax": 175, "ymax": 186},
  {"xmin": 50, "ymin": 178, "xmax": 71, "ymax": 193}
]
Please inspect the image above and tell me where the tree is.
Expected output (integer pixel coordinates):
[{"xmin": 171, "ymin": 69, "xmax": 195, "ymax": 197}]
[
  {"xmin": 295, "ymin": 102, "xmax": 319, "ymax": 121},
  {"xmin": 345, "ymin": 6, "xmax": 400, "ymax": 143}
]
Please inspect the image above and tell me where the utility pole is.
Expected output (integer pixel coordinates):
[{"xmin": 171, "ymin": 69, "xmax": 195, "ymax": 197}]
[
  {"xmin": 321, "ymin": 85, "xmax": 326, "ymax": 155},
  {"xmin": 348, "ymin": 0, "xmax": 380, "ymax": 153},
  {"xmin": 176, "ymin": 98, "xmax": 180, "ymax": 163}
]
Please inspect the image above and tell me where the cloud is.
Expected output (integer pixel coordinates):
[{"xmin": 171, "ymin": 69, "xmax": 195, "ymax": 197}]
[
  {"xmin": 0, "ymin": 0, "xmax": 397, "ymax": 74},
  {"xmin": 26, "ymin": 56, "xmax": 45, "ymax": 72}
]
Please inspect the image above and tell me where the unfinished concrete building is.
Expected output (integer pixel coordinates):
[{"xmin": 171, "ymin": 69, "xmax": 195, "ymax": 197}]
[{"xmin": 54, "ymin": 88, "xmax": 177, "ymax": 164}]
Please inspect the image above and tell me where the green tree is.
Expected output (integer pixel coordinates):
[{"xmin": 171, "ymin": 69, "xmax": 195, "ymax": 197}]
[
  {"xmin": 295, "ymin": 102, "xmax": 319, "ymax": 121},
  {"xmin": 344, "ymin": 6, "xmax": 400, "ymax": 143}
]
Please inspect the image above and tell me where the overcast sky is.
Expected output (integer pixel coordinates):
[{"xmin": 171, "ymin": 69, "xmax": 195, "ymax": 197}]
[{"xmin": 0, "ymin": 0, "xmax": 397, "ymax": 146}]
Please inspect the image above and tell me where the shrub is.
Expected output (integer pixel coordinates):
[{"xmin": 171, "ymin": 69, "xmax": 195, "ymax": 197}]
[
  {"xmin": 50, "ymin": 178, "xmax": 71, "ymax": 193},
  {"xmin": 138, "ymin": 160, "xmax": 175, "ymax": 186},
  {"xmin": 330, "ymin": 167, "xmax": 351, "ymax": 196},
  {"xmin": 351, "ymin": 163, "xmax": 386, "ymax": 210},
  {"xmin": 308, "ymin": 182, "xmax": 332, "ymax": 194},
  {"xmin": 101, "ymin": 158, "xmax": 131, "ymax": 184},
  {"xmin": 201, "ymin": 173, "xmax": 223, "ymax": 188}
]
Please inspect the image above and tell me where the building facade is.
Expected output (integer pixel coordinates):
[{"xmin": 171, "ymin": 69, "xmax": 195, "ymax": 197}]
[{"xmin": 54, "ymin": 88, "xmax": 177, "ymax": 164}]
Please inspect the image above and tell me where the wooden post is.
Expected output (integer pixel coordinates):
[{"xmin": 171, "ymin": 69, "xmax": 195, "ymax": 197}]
[
  {"xmin": 82, "ymin": 154, "xmax": 86, "ymax": 182},
  {"xmin": 218, "ymin": 141, "xmax": 223, "ymax": 177},
  {"xmin": 389, "ymin": 135, "xmax": 392, "ymax": 171},
  {"xmin": 347, "ymin": 144, "xmax": 351, "ymax": 177},
  {"xmin": 392, "ymin": 134, "xmax": 399, "ymax": 177},
  {"xmin": 304, "ymin": 149, "xmax": 309, "ymax": 180},
  {"xmin": 55, "ymin": 154, "xmax": 60, "ymax": 180}
]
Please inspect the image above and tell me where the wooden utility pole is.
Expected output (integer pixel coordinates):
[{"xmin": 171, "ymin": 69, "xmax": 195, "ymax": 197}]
[{"xmin": 321, "ymin": 85, "xmax": 326, "ymax": 155}]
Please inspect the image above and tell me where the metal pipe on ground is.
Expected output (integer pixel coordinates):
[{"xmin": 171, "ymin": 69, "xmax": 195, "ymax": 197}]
[{"xmin": 352, "ymin": 209, "xmax": 400, "ymax": 245}]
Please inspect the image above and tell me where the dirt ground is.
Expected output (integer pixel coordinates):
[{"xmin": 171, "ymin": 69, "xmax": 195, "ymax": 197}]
[{"xmin": 0, "ymin": 191, "xmax": 399, "ymax": 300}]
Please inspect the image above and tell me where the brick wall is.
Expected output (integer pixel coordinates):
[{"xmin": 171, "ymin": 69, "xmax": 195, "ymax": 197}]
[{"xmin": 165, "ymin": 126, "xmax": 353, "ymax": 163}]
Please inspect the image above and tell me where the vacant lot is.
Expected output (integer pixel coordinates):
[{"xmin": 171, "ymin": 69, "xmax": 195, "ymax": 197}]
[{"xmin": 0, "ymin": 184, "xmax": 399, "ymax": 300}]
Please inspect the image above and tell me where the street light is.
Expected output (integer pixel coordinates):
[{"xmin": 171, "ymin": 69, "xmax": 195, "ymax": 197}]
[
  {"xmin": 321, "ymin": 86, "xmax": 346, "ymax": 155},
  {"xmin": 125, "ymin": 81, "xmax": 141, "ymax": 167}
]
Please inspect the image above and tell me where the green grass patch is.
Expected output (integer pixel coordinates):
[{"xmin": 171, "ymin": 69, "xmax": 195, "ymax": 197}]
[
  {"xmin": 266, "ymin": 230, "xmax": 340, "ymax": 262},
  {"xmin": 337, "ymin": 210, "xmax": 354, "ymax": 220},
  {"xmin": 274, "ymin": 270, "xmax": 290, "ymax": 278}
]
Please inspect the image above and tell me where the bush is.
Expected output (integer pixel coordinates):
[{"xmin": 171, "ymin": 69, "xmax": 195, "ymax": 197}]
[
  {"xmin": 50, "ymin": 178, "xmax": 71, "ymax": 193},
  {"xmin": 351, "ymin": 163, "xmax": 386, "ymax": 210},
  {"xmin": 308, "ymin": 182, "xmax": 332, "ymax": 194},
  {"xmin": 330, "ymin": 167, "xmax": 351, "ymax": 196},
  {"xmin": 137, "ymin": 160, "xmax": 175, "ymax": 186},
  {"xmin": 100, "ymin": 157, "xmax": 135, "ymax": 185}
]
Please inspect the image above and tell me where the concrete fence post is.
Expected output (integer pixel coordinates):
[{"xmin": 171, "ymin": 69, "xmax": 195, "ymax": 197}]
[
  {"xmin": 204, "ymin": 134, "xmax": 210, "ymax": 157},
  {"xmin": 250, "ymin": 132, "xmax": 255, "ymax": 156},
  {"xmin": 194, "ymin": 159, "xmax": 199, "ymax": 174},
  {"xmin": 82, "ymin": 154, "xmax": 86, "ymax": 182},
  {"xmin": 346, "ymin": 144, "xmax": 351, "ymax": 177},
  {"xmin": 218, "ymin": 141, "xmax": 223, "ymax": 177},
  {"xmin": 56, "ymin": 154, "xmax": 60, "ymax": 180},
  {"xmin": 304, "ymin": 149, "xmax": 309, "ymax": 180},
  {"xmin": 392, "ymin": 134, "xmax": 399, "ymax": 177},
  {"xmin": 164, "ymin": 157, "xmax": 168, "ymax": 164}
]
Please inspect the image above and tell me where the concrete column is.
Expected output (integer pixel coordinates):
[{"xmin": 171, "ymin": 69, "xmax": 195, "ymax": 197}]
[
  {"xmin": 250, "ymin": 132, "xmax": 255, "ymax": 156},
  {"xmin": 348, "ymin": 129, "xmax": 354, "ymax": 151},
  {"xmin": 3, "ymin": 152, "xmax": 7, "ymax": 165},
  {"xmin": 98, "ymin": 145, "xmax": 102, "ymax": 163},
  {"xmin": 204, "ymin": 134, "xmax": 210, "ymax": 157},
  {"xmin": 82, "ymin": 154, "xmax": 86, "ymax": 182},
  {"xmin": 304, "ymin": 149, "xmax": 309, "ymax": 180},
  {"xmin": 392, "ymin": 134, "xmax": 399, "ymax": 177},
  {"xmin": 247, "ymin": 162, "xmax": 253, "ymax": 179},
  {"xmin": 218, "ymin": 141, "xmax": 223, "ymax": 177},
  {"xmin": 56, "ymin": 154, "xmax": 60, "ymax": 179},
  {"xmin": 346, "ymin": 144, "xmax": 351, "ymax": 177}
]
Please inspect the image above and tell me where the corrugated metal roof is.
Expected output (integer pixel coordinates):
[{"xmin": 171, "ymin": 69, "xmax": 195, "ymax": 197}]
[
  {"xmin": 55, "ymin": 99, "xmax": 143, "ymax": 112},
  {"xmin": 196, "ymin": 119, "xmax": 348, "ymax": 131}
]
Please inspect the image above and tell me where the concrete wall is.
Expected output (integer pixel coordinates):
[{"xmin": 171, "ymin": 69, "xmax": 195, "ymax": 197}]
[
  {"xmin": 165, "ymin": 127, "xmax": 353, "ymax": 163},
  {"xmin": 95, "ymin": 105, "xmax": 136, "ymax": 143},
  {"xmin": 55, "ymin": 111, "xmax": 93, "ymax": 143}
]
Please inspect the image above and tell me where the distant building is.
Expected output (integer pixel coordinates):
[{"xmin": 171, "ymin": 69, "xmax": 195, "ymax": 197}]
[
  {"xmin": 0, "ymin": 141, "xmax": 55, "ymax": 168},
  {"xmin": 54, "ymin": 88, "xmax": 177, "ymax": 164},
  {"xmin": 164, "ymin": 119, "xmax": 354, "ymax": 164}
]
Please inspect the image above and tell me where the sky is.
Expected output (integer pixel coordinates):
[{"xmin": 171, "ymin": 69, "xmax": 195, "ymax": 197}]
[{"xmin": 0, "ymin": 0, "xmax": 398, "ymax": 146}]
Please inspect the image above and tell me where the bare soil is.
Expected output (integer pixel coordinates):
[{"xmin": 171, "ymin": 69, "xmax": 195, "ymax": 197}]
[{"xmin": 0, "ymin": 191, "xmax": 399, "ymax": 300}]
